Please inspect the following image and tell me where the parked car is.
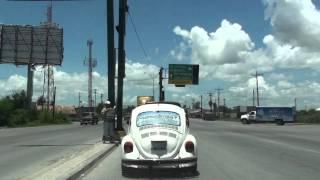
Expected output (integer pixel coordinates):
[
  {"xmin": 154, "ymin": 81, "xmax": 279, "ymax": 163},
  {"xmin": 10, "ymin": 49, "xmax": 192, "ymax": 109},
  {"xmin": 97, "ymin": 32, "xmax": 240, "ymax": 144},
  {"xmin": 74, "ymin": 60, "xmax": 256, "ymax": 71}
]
[
  {"xmin": 121, "ymin": 102, "xmax": 197, "ymax": 176},
  {"xmin": 80, "ymin": 112, "xmax": 98, "ymax": 125}
]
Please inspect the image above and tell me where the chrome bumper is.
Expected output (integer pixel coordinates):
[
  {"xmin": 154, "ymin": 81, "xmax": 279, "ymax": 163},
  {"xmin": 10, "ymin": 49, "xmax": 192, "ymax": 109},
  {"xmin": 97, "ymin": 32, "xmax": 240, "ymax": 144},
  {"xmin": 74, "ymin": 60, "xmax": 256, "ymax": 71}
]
[{"xmin": 122, "ymin": 157, "xmax": 197, "ymax": 169}]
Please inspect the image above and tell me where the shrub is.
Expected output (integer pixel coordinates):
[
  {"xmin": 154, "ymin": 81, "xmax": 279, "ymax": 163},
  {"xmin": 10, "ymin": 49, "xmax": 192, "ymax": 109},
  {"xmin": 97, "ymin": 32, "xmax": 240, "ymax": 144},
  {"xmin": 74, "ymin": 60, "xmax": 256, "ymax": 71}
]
[
  {"xmin": 38, "ymin": 110, "xmax": 54, "ymax": 124},
  {"xmin": 296, "ymin": 110, "xmax": 320, "ymax": 123},
  {"xmin": 7, "ymin": 109, "xmax": 30, "ymax": 127},
  {"xmin": 0, "ymin": 90, "xmax": 70, "ymax": 127},
  {"xmin": 0, "ymin": 98, "xmax": 14, "ymax": 126}
]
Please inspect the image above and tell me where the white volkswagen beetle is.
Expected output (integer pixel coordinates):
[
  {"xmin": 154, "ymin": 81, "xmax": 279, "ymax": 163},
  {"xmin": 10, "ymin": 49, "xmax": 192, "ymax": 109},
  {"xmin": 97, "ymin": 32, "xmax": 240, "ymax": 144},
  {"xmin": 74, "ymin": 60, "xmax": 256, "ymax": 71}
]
[{"xmin": 121, "ymin": 102, "xmax": 197, "ymax": 176}]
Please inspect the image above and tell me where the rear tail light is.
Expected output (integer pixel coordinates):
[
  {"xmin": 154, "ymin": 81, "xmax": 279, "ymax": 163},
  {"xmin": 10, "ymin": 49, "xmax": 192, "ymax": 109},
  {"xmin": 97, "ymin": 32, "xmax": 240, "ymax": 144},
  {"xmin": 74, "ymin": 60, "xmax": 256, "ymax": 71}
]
[
  {"xmin": 185, "ymin": 141, "xmax": 194, "ymax": 153},
  {"xmin": 124, "ymin": 141, "xmax": 133, "ymax": 153}
]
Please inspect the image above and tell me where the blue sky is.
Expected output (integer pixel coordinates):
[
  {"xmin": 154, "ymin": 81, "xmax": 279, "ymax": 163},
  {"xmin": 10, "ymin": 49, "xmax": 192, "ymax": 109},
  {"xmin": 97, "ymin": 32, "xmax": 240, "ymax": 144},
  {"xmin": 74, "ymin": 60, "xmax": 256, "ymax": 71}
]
[
  {"xmin": 1, "ymin": 0, "xmax": 320, "ymax": 109},
  {"xmin": 0, "ymin": 0, "xmax": 268, "ymax": 74}
]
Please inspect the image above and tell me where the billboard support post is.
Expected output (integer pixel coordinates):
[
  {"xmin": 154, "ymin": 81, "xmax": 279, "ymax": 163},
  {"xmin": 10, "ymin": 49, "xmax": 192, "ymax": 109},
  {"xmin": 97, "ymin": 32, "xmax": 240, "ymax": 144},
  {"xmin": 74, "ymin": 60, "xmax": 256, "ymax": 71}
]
[{"xmin": 26, "ymin": 64, "xmax": 33, "ymax": 109}]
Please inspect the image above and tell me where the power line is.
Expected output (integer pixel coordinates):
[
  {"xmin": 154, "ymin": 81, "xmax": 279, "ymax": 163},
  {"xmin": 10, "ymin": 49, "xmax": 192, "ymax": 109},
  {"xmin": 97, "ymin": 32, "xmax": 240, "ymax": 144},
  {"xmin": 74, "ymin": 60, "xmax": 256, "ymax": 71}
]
[{"xmin": 127, "ymin": 11, "xmax": 149, "ymax": 59}]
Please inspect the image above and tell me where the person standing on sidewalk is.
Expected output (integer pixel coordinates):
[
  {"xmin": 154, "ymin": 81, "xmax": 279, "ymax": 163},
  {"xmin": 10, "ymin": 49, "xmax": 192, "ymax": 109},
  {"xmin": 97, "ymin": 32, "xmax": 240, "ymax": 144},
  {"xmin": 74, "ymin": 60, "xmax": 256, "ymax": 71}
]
[{"xmin": 101, "ymin": 100, "xmax": 115, "ymax": 143}]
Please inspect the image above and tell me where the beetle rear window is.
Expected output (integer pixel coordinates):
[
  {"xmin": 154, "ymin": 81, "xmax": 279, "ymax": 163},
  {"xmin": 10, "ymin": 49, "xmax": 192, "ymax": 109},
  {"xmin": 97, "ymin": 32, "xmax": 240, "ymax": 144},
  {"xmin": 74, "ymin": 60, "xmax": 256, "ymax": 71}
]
[{"xmin": 136, "ymin": 111, "xmax": 180, "ymax": 127}]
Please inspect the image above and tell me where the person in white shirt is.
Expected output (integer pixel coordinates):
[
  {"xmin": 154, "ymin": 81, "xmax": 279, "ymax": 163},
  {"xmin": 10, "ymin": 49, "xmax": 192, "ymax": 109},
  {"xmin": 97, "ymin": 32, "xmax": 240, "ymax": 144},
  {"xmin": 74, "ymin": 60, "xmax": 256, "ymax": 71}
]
[{"xmin": 101, "ymin": 100, "xmax": 115, "ymax": 143}]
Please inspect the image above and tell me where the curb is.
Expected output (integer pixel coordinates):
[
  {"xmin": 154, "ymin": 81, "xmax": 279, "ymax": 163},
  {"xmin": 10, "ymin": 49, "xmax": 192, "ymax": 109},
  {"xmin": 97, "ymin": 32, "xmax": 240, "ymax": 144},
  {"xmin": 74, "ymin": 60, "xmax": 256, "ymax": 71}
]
[
  {"xmin": 67, "ymin": 143, "xmax": 118, "ymax": 180},
  {"xmin": 67, "ymin": 122, "xmax": 128, "ymax": 180}
]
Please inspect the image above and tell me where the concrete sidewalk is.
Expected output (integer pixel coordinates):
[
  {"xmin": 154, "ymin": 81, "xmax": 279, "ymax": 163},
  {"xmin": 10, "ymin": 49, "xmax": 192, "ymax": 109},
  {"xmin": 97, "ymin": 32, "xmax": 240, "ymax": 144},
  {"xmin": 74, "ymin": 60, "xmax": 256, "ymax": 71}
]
[{"xmin": 22, "ymin": 141, "xmax": 117, "ymax": 180}]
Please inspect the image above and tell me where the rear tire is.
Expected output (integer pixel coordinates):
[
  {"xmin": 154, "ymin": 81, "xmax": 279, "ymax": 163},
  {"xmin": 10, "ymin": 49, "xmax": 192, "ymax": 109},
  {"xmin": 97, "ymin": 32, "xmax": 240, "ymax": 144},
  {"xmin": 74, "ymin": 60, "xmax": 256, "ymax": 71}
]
[
  {"xmin": 276, "ymin": 119, "xmax": 285, "ymax": 126},
  {"xmin": 241, "ymin": 119, "xmax": 250, "ymax": 124}
]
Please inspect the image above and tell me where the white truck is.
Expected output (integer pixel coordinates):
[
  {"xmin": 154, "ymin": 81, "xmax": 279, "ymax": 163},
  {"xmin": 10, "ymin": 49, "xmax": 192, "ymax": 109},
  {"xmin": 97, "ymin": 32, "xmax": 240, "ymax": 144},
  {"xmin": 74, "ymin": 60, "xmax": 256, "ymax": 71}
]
[{"xmin": 240, "ymin": 106, "xmax": 295, "ymax": 125}]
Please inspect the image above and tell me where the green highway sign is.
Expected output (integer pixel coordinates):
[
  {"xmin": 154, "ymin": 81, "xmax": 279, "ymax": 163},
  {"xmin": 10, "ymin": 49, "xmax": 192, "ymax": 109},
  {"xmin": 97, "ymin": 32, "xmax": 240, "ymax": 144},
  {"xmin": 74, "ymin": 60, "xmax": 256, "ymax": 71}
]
[{"xmin": 168, "ymin": 64, "xmax": 199, "ymax": 85}]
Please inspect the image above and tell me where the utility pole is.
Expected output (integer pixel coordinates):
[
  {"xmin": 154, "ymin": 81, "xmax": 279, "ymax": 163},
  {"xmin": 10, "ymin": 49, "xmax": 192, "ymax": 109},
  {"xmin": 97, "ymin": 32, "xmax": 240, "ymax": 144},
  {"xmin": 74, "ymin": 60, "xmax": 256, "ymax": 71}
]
[
  {"xmin": 94, "ymin": 89, "xmax": 97, "ymax": 108},
  {"xmin": 152, "ymin": 78, "xmax": 155, "ymax": 99},
  {"xmin": 200, "ymin": 95, "xmax": 203, "ymax": 113},
  {"xmin": 107, "ymin": 0, "xmax": 116, "ymax": 106},
  {"xmin": 223, "ymin": 98, "xmax": 226, "ymax": 116},
  {"xmin": 253, "ymin": 89, "xmax": 255, "ymax": 107},
  {"xmin": 78, "ymin": 92, "xmax": 81, "ymax": 107},
  {"xmin": 215, "ymin": 88, "xmax": 223, "ymax": 119},
  {"xmin": 100, "ymin": 93, "xmax": 103, "ymax": 104},
  {"xmin": 52, "ymin": 86, "xmax": 56, "ymax": 121},
  {"xmin": 83, "ymin": 41, "xmax": 97, "ymax": 110},
  {"xmin": 294, "ymin": 97, "xmax": 297, "ymax": 110},
  {"xmin": 116, "ymin": 0, "xmax": 128, "ymax": 130},
  {"xmin": 159, "ymin": 67, "xmax": 164, "ymax": 101},
  {"xmin": 44, "ymin": 2, "xmax": 55, "ymax": 112},
  {"xmin": 87, "ymin": 40, "xmax": 93, "ymax": 109},
  {"xmin": 208, "ymin": 93, "xmax": 213, "ymax": 112},
  {"xmin": 252, "ymin": 71, "xmax": 263, "ymax": 106}
]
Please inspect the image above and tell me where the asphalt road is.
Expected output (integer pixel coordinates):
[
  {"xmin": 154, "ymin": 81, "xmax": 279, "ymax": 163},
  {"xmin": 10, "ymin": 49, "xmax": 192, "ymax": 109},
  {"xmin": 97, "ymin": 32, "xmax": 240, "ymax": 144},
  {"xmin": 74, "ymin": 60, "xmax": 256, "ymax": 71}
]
[
  {"xmin": 0, "ymin": 122, "xmax": 103, "ymax": 180},
  {"xmin": 85, "ymin": 119, "xmax": 320, "ymax": 180}
]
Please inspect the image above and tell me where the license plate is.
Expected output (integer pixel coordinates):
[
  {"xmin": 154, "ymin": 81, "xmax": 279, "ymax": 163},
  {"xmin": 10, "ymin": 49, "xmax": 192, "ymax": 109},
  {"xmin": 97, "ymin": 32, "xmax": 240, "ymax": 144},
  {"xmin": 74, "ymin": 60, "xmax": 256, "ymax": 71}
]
[{"xmin": 151, "ymin": 141, "xmax": 167, "ymax": 151}]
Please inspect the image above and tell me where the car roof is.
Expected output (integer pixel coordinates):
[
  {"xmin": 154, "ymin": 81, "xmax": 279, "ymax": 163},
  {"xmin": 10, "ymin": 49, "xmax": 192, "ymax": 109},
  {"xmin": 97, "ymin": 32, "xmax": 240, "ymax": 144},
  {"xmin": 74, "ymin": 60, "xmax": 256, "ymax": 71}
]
[{"xmin": 132, "ymin": 103, "xmax": 185, "ymax": 116}]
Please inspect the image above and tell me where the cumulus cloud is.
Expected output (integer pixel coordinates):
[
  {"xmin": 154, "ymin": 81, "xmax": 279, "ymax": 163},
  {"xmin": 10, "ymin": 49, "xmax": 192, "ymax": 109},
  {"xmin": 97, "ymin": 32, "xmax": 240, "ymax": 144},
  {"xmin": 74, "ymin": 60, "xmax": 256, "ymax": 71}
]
[
  {"xmin": 173, "ymin": 20, "xmax": 256, "ymax": 81},
  {"xmin": 171, "ymin": 0, "xmax": 320, "ymax": 83},
  {"xmin": 268, "ymin": 73, "xmax": 293, "ymax": 81},
  {"xmin": 0, "ymin": 75, "xmax": 27, "ymax": 96},
  {"xmin": 264, "ymin": 0, "xmax": 320, "ymax": 50},
  {"xmin": 174, "ymin": 20, "xmax": 254, "ymax": 66},
  {"xmin": 0, "ymin": 60, "xmax": 160, "ymax": 105},
  {"xmin": 170, "ymin": 42, "xmax": 189, "ymax": 61},
  {"xmin": 124, "ymin": 60, "xmax": 159, "ymax": 89},
  {"xmin": 227, "ymin": 76, "xmax": 320, "ymax": 108},
  {"xmin": 257, "ymin": 0, "xmax": 320, "ymax": 69}
]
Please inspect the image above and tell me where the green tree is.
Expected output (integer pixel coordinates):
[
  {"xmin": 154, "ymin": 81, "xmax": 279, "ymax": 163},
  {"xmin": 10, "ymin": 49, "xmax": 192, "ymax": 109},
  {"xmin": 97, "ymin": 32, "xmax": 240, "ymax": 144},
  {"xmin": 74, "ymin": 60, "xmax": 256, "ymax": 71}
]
[{"xmin": 0, "ymin": 98, "xmax": 14, "ymax": 126}]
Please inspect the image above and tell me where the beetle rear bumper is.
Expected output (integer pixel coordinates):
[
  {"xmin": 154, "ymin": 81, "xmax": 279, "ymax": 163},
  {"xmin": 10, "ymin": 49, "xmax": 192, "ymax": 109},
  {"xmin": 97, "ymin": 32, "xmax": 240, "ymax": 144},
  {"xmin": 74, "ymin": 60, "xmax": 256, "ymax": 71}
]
[{"xmin": 122, "ymin": 157, "xmax": 197, "ymax": 169}]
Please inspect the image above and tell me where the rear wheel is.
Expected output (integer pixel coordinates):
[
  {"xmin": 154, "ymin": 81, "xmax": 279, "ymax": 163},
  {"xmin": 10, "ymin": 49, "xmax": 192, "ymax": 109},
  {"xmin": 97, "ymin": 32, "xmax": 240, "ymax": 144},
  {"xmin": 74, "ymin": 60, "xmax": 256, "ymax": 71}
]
[
  {"xmin": 241, "ymin": 119, "xmax": 250, "ymax": 124},
  {"xmin": 276, "ymin": 119, "xmax": 285, "ymax": 126}
]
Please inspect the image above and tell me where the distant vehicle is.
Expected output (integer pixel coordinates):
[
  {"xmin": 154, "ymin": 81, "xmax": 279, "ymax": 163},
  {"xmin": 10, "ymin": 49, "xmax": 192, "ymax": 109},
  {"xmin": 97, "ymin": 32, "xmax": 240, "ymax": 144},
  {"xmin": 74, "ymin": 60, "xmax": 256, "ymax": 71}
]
[
  {"xmin": 189, "ymin": 110, "xmax": 202, "ymax": 118},
  {"xmin": 240, "ymin": 107, "xmax": 295, "ymax": 125},
  {"xmin": 121, "ymin": 102, "xmax": 197, "ymax": 176},
  {"xmin": 80, "ymin": 112, "xmax": 98, "ymax": 125},
  {"xmin": 202, "ymin": 111, "xmax": 216, "ymax": 121}
]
